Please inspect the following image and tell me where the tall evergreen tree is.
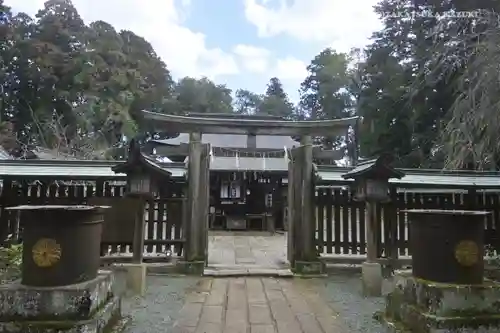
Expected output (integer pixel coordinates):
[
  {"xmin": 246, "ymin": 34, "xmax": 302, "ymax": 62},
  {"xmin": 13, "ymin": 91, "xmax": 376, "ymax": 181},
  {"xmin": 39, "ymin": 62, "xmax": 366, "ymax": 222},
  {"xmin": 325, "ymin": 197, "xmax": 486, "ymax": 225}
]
[{"xmin": 258, "ymin": 77, "xmax": 294, "ymax": 118}]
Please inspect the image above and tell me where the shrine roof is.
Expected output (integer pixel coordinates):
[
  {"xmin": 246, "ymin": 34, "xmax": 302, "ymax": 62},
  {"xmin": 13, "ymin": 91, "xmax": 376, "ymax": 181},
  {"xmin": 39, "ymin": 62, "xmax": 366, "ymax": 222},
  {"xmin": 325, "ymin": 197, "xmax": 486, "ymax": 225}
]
[
  {"xmin": 0, "ymin": 159, "xmax": 186, "ymax": 179},
  {"xmin": 112, "ymin": 152, "xmax": 173, "ymax": 178},
  {"xmin": 317, "ymin": 165, "xmax": 500, "ymax": 189},
  {"xmin": 341, "ymin": 155, "xmax": 404, "ymax": 180}
]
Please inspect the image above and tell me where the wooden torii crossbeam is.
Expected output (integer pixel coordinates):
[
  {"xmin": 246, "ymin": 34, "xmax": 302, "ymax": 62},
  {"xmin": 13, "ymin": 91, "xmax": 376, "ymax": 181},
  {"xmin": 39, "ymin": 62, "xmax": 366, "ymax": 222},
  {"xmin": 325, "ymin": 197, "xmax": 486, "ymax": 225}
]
[{"xmin": 140, "ymin": 111, "xmax": 358, "ymax": 136}]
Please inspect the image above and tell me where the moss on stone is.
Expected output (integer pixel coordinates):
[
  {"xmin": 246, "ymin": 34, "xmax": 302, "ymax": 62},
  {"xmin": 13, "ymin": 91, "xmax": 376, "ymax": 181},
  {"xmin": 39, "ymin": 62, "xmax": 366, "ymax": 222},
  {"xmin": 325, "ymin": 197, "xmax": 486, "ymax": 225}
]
[
  {"xmin": 414, "ymin": 277, "xmax": 498, "ymax": 289},
  {"xmin": 0, "ymin": 289, "xmax": 112, "ymax": 323},
  {"xmin": 175, "ymin": 261, "xmax": 204, "ymax": 275},
  {"xmin": 102, "ymin": 308, "xmax": 124, "ymax": 333},
  {"xmin": 380, "ymin": 273, "xmax": 500, "ymax": 332},
  {"xmin": 4, "ymin": 309, "xmax": 124, "ymax": 333},
  {"xmin": 375, "ymin": 312, "xmax": 413, "ymax": 333},
  {"xmin": 292, "ymin": 261, "xmax": 324, "ymax": 275},
  {"xmin": 104, "ymin": 316, "xmax": 130, "ymax": 333},
  {"xmin": 392, "ymin": 302, "xmax": 500, "ymax": 332}
]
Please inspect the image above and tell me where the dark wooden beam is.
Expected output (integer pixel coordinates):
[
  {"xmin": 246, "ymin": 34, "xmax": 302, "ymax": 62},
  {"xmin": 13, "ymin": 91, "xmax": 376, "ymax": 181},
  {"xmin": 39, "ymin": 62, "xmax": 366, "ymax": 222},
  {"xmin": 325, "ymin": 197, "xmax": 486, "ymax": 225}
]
[{"xmin": 141, "ymin": 111, "xmax": 358, "ymax": 136}]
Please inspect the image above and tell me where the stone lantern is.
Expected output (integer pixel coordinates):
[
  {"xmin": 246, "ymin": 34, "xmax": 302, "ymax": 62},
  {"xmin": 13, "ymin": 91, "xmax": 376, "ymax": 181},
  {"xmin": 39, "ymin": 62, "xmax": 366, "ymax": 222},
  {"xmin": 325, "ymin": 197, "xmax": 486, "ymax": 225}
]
[{"xmin": 342, "ymin": 154, "xmax": 404, "ymax": 296}]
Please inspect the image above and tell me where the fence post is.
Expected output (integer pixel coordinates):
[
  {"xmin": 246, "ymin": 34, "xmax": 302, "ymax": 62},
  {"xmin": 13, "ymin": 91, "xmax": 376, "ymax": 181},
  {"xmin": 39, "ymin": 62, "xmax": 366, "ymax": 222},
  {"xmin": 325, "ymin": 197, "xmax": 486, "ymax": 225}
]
[
  {"xmin": 387, "ymin": 187, "xmax": 400, "ymax": 269},
  {"xmin": 466, "ymin": 189, "xmax": 477, "ymax": 210},
  {"xmin": 0, "ymin": 179, "xmax": 13, "ymax": 245}
]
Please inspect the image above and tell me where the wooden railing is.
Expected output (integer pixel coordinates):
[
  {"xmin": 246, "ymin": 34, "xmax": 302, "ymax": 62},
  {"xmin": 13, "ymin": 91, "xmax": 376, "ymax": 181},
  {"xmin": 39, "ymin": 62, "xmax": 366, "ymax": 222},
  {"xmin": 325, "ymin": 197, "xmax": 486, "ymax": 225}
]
[
  {"xmin": 315, "ymin": 188, "xmax": 500, "ymax": 258},
  {"xmin": 0, "ymin": 181, "xmax": 184, "ymax": 260}
]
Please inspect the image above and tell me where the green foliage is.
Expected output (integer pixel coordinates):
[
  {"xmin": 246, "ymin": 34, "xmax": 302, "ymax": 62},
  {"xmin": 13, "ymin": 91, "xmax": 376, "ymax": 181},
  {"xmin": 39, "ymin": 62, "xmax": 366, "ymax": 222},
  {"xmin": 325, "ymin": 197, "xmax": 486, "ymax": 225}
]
[
  {"xmin": 426, "ymin": 8, "xmax": 500, "ymax": 170},
  {"xmin": 234, "ymin": 89, "xmax": 261, "ymax": 114},
  {"xmin": 1, "ymin": 0, "xmax": 495, "ymax": 168},
  {"xmin": 485, "ymin": 244, "xmax": 500, "ymax": 266},
  {"xmin": 347, "ymin": 0, "xmax": 500, "ymax": 169},
  {"xmin": 299, "ymin": 48, "xmax": 352, "ymax": 148},
  {"xmin": 233, "ymin": 77, "xmax": 294, "ymax": 118},
  {"xmin": 0, "ymin": 241, "xmax": 23, "ymax": 282},
  {"xmin": 0, "ymin": 243, "xmax": 23, "ymax": 267},
  {"xmin": 174, "ymin": 77, "xmax": 233, "ymax": 114},
  {"xmin": 300, "ymin": 49, "xmax": 352, "ymax": 120},
  {"xmin": 258, "ymin": 77, "xmax": 294, "ymax": 118},
  {"xmin": 0, "ymin": 0, "xmax": 175, "ymax": 159}
]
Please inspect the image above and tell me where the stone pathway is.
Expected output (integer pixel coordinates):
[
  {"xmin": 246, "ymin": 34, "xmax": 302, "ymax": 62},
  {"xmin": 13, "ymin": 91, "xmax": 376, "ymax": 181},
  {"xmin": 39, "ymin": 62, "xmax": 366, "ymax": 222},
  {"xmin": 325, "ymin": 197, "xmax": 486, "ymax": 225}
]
[
  {"xmin": 172, "ymin": 277, "xmax": 348, "ymax": 333},
  {"xmin": 207, "ymin": 231, "xmax": 287, "ymax": 268},
  {"xmin": 120, "ymin": 275, "xmax": 200, "ymax": 333}
]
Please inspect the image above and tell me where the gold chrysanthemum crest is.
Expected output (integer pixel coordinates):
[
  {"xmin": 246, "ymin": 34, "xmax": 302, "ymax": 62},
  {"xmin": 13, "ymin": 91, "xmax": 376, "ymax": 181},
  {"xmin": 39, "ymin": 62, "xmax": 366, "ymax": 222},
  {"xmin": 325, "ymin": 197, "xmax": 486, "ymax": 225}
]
[
  {"xmin": 454, "ymin": 240, "xmax": 479, "ymax": 267},
  {"xmin": 32, "ymin": 238, "xmax": 62, "ymax": 268}
]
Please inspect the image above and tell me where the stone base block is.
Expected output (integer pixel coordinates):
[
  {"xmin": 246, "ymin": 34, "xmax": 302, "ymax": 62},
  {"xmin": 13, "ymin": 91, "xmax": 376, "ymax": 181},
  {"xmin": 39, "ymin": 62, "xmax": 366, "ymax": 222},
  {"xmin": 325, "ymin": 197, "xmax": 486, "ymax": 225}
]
[
  {"xmin": 293, "ymin": 261, "xmax": 325, "ymax": 276},
  {"xmin": 0, "ymin": 296, "xmax": 125, "ymax": 333},
  {"xmin": 362, "ymin": 262, "xmax": 383, "ymax": 297},
  {"xmin": 0, "ymin": 270, "xmax": 126, "ymax": 333},
  {"xmin": 120, "ymin": 263, "xmax": 147, "ymax": 296},
  {"xmin": 176, "ymin": 261, "xmax": 205, "ymax": 275},
  {"xmin": 376, "ymin": 270, "xmax": 500, "ymax": 333},
  {"xmin": 0, "ymin": 271, "xmax": 115, "ymax": 320}
]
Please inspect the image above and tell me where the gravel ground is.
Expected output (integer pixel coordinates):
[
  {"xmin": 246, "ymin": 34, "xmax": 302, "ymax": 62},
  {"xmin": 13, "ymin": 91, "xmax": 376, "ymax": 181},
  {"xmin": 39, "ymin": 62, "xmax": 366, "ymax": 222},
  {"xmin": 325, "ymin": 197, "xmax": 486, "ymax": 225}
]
[
  {"xmin": 318, "ymin": 273, "xmax": 393, "ymax": 333},
  {"xmin": 116, "ymin": 274, "xmax": 200, "ymax": 333}
]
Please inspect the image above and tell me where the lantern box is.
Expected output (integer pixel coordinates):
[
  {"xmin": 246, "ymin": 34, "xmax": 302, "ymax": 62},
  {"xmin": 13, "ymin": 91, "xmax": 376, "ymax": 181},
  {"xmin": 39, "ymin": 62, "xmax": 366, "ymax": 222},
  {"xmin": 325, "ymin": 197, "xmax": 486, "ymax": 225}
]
[
  {"xmin": 354, "ymin": 179, "xmax": 390, "ymax": 202},
  {"xmin": 112, "ymin": 139, "xmax": 172, "ymax": 196},
  {"xmin": 342, "ymin": 154, "xmax": 404, "ymax": 203},
  {"xmin": 128, "ymin": 173, "xmax": 154, "ymax": 194}
]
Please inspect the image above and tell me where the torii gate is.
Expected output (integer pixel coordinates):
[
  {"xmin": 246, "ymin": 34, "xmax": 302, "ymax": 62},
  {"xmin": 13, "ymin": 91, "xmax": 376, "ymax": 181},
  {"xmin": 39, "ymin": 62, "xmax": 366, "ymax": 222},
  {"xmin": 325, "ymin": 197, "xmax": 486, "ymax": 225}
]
[{"xmin": 139, "ymin": 110, "xmax": 358, "ymax": 274}]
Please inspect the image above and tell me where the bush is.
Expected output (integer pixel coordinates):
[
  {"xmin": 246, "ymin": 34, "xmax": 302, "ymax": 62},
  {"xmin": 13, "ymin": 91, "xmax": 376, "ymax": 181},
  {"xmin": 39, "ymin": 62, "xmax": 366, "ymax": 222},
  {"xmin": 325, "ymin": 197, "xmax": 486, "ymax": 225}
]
[
  {"xmin": 485, "ymin": 244, "xmax": 500, "ymax": 267},
  {"xmin": 0, "ymin": 235, "xmax": 23, "ymax": 282}
]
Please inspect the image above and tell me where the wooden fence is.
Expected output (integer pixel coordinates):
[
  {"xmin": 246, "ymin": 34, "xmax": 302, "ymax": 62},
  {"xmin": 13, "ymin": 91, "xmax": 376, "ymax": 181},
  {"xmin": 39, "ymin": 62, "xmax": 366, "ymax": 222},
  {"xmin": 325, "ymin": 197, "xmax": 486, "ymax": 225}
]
[
  {"xmin": 0, "ymin": 179, "xmax": 185, "ymax": 260},
  {"xmin": 315, "ymin": 188, "xmax": 500, "ymax": 258},
  {"xmin": 3, "ymin": 177, "xmax": 500, "ymax": 263}
]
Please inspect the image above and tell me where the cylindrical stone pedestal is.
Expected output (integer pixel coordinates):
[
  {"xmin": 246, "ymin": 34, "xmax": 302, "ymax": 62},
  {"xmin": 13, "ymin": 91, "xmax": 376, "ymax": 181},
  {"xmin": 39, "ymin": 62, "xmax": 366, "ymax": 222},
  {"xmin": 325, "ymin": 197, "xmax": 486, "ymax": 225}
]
[
  {"xmin": 406, "ymin": 209, "xmax": 489, "ymax": 284},
  {"xmin": 6, "ymin": 205, "xmax": 108, "ymax": 287}
]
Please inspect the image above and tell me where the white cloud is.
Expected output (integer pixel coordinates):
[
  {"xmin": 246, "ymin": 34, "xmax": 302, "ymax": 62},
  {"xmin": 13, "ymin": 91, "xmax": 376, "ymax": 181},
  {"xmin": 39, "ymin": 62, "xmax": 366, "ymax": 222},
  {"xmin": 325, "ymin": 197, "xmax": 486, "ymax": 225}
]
[
  {"xmin": 6, "ymin": 0, "xmax": 239, "ymax": 79},
  {"xmin": 273, "ymin": 56, "xmax": 307, "ymax": 80},
  {"xmin": 243, "ymin": 0, "xmax": 383, "ymax": 52},
  {"xmin": 233, "ymin": 44, "xmax": 271, "ymax": 73},
  {"xmin": 233, "ymin": 45, "xmax": 306, "ymax": 80}
]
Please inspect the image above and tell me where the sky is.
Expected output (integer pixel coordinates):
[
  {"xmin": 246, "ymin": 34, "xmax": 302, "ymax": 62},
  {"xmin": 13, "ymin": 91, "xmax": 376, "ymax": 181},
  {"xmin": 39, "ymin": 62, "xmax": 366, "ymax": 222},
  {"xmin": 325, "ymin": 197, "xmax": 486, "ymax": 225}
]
[{"xmin": 6, "ymin": 0, "xmax": 383, "ymax": 102}]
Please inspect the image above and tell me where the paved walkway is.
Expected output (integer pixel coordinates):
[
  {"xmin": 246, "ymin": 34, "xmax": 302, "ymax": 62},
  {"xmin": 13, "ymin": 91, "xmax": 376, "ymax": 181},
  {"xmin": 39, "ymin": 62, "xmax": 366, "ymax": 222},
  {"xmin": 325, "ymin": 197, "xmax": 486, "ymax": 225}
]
[
  {"xmin": 207, "ymin": 231, "xmax": 287, "ymax": 268},
  {"xmin": 172, "ymin": 277, "xmax": 347, "ymax": 333}
]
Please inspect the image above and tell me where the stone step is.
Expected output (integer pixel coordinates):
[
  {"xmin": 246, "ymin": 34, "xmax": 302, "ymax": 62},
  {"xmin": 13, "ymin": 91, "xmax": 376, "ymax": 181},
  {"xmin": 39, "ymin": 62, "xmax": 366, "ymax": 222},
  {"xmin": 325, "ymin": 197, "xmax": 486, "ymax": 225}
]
[{"xmin": 203, "ymin": 266, "xmax": 293, "ymax": 277}]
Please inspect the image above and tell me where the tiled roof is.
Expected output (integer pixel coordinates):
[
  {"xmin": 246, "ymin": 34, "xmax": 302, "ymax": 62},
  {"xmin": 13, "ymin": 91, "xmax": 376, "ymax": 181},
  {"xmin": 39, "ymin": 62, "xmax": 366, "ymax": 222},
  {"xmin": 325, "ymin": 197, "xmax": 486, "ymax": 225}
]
[
  {"xmin": 0, "ymin": 160, "xmax": 186, "ymax": 178},
  {"xmin": 317, "ymin": 166, "xmax": 500, "ymax": 189}
]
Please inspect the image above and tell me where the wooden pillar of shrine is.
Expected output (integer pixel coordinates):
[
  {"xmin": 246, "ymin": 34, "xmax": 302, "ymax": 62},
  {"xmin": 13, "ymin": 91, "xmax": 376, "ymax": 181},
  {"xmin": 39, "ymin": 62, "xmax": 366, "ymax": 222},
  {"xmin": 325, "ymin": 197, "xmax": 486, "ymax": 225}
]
[
  {"xmin": 287, "ymin": 135, "xmax": 323, "ymax": 275},
  {"xmin": 182, "ymin": 132, "xmax": 209, "ymax": 274}
]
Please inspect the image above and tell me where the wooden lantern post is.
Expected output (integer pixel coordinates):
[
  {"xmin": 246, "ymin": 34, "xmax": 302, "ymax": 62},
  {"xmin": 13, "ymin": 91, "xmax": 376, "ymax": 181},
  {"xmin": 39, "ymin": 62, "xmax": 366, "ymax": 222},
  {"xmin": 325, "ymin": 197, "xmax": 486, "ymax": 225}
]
[
  {"xmin": 342, "ymin": 154, "xmax": 404, "ymax": 296},
  {"xmin": 112, "ymin": 139, "xmax": 172, "ymax": 264}
]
